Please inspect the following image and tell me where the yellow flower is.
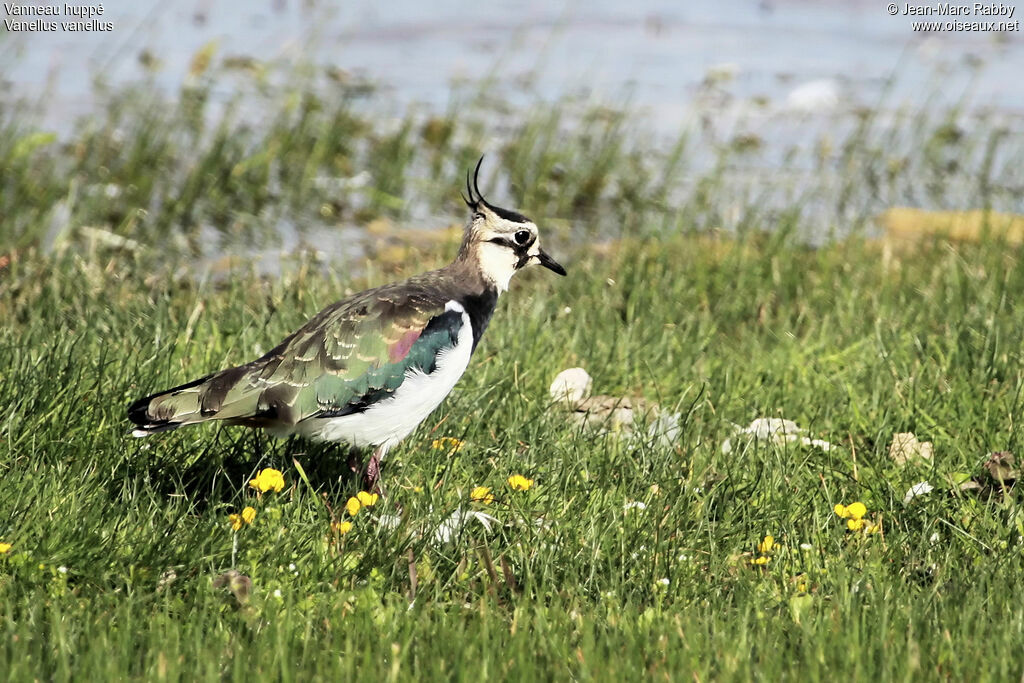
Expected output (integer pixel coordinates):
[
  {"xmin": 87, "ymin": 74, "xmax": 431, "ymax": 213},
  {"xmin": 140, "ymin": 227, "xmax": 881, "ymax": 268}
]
[
  {"xmin": 470, "ymin": 486, "xmax": 495, "ymax": 504},
  {"xmin": 333, "ymin": 521, "xmax": 353, "ymax": 535},
  {"xmin": 835, "ymin": 501, "xmax": 866, "ymax": 521},
  {"xmin": 846, "ymin": 502, "xmax": 867, "ymax": 520},
  {"xmin": 757, "ymin": 535, "xmax": 775, "ymax": 555},
  {"xmin": 0, "ymin": 542, "xmax": 11, "ymax": 554},
  {"xmin": 507, "ymin": 474, "xmax": 534, "ymax": 491},
  {"xmin": 431, "ymin": 437, "xmax": 464, "ymax": 452},
  {"xmin": 356, "ymin": 491, "xmax": 379, "ymax": 507},
  {"xmin": 864, "ymin": 522, "xmax": 882, "ymax": 534},
  {"xmin": 752, "ymin": 556, "xmax": 771, "ymax": 565},
  {"xmin": 248, "ymin": 468, "xmax": 285, "ymax": 493},
  {"xmin": 847, "ymin": 518, "xmax": 865, "ymax": 531},
  {"xmin": 346, "ymin": 497, "xmax": 362, "ymax": 517},
  {"xmin": 230, "ymin": 506, "xmax": 257, "ymax": 530}
]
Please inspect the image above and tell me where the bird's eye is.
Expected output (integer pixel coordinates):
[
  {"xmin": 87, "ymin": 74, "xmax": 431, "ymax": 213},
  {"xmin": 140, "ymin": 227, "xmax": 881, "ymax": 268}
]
[{"xmin": 514, "ymin": 230, "xmax": 531, "ymax": 245}]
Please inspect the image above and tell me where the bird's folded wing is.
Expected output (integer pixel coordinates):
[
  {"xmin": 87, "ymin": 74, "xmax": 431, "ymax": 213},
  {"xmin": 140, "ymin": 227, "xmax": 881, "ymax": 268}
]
[{"xmin": 145, "ymin": 290, "xmax": 463, "ymax": 428}]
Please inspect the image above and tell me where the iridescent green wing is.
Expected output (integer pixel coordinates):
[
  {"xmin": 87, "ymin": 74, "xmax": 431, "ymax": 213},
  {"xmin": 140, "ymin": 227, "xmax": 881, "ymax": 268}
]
[{"xmin": 134, "ymin": 287, "xmax": 463, "ymax": 430}]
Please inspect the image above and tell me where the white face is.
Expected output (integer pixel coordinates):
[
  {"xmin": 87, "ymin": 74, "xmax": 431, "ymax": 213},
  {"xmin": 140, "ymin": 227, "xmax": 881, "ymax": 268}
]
[
  {"xmin": 477, "ymin": 222, "xmax": 544, "ymax": 288},
  {"xmin": 470, "ymin": 207, "xmax": 549, "ymax": 292},
  {"xmin": 456, "ymin": 158, "xmax": 566, "ymax": 289}
]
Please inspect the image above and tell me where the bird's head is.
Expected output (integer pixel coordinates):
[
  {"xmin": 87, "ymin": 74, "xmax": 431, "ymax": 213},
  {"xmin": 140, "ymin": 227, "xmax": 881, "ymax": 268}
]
[{"xmin": 457, "ymin": 157, "xmax": 566, "ymax": 292}]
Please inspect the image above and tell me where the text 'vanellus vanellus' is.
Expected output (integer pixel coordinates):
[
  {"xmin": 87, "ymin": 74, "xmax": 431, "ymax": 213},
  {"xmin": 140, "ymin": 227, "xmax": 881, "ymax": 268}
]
[{"xmin": 127, "ymin": 158, "xmax": 566, "ymax": 491}]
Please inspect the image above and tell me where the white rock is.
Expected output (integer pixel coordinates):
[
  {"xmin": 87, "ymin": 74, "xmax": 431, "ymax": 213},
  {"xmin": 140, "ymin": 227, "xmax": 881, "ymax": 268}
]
[
  {"xmin": 903, "ymin": 481, "xmax": 934, "ymax": 504},
  {"xmin": 801, "ymin": 437, "xmax": 834, "ymax": 452},
  {"xmin": 754, "ymin": 418, "xmax": 811, "ymax": 439},
  {"xmin": 722, "ymin": 417, "xmax": 834, "ymax": 454},
  {"xmin": 376, "ymin": 514, "xmax": 402, "ymax": 531},
  {"xmin": 433, "ymin": 508, "xmax": 498, "ymax": 545},
  {"xmin": 647, "ymin": 411, "xmax": 682, "ymax": 447},
  {"xmin": 889, "ymin": 433, "xmax": 933, "ymax": 465},
  {"xmin": 549, "ymin": 368, "xmax": 593, "ymax": 406}
]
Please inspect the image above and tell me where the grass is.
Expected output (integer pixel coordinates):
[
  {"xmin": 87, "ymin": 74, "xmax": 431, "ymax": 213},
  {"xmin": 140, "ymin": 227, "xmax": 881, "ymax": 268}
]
[
  {"xmin": 3, "ymin": 60, "xmax": 1024, "ymax": 678},
  {"xmin": 4, "ymin": 229, "xmax": 1024, "ymax": 680}
]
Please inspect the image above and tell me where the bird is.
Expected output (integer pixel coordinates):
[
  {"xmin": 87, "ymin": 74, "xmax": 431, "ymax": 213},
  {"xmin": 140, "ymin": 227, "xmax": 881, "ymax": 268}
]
[{"xmin": 127, "ymin": 158, "xmax": 566, "ymax": 491}]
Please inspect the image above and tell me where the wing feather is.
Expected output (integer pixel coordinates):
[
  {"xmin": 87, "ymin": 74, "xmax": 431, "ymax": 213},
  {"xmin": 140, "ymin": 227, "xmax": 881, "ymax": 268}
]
[{"xmin": 129, "ymin": 285, "xmax": 462, "ymax": 433}]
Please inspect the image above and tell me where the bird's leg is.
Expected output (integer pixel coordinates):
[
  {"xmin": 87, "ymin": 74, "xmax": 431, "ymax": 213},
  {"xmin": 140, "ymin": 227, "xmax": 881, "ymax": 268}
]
[
  {"xmin": 346, "ymin": 448, "xmax": 364, "ymax": 479},
  {"xmin": 364, "ymin": 445, "xmax": 386, "ymax": 497}
]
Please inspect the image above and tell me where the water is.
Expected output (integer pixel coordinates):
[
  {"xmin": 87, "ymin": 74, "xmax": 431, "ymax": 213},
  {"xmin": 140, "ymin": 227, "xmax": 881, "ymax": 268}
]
[
  {"xmin": 4, "ymin": 0, "xmax": 1024, "ymax": 259},
  {"xmin": 4, "ymin": 0, "xmax": 1023, "ymax": 130}
]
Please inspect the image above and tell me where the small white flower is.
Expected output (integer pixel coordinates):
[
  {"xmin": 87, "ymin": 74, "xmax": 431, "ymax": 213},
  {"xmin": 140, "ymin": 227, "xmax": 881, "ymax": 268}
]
[
  {"xmin": 624, "ymin": 501, "xmax": 648, "ymax": 511},
  {"xmin": 57, "ymin": 566, "xmax": 68, "ymax": 574},
  {"xmin": 799, "ymin": 543, "xmax": 813, "ymax": 550},
  {"xmin": 273, "ymin": 589, "xmax": 283, "ymax": 599},
  {"xmin": 657, "ymin": 577, "xmax": 670, "ymax": 586}
]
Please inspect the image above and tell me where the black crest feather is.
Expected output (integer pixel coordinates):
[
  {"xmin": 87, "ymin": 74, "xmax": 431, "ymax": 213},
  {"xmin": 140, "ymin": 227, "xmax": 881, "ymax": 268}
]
[
  {"xmin": 462, "ymin": 155, "xmax": 486, "ymax": 210},
  {"xmin": 460, "ymin": 156, "xmax": 529, "ymax": 224}
]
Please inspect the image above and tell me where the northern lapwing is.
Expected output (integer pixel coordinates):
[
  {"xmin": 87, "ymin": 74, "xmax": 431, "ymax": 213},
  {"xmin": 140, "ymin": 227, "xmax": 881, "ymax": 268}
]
[{"xmin": 127, "ymin": 158, "xmax": 566, "ymax": 490}]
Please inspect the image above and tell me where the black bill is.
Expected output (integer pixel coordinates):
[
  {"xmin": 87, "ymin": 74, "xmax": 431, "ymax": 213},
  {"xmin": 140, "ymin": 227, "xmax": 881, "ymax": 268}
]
[{"xmin": 537, "ymin": 248, "xmax": 567, "ymax": 276}]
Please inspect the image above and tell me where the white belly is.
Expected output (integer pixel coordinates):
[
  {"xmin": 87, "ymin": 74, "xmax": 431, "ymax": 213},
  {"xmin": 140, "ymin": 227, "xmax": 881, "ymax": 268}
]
[{"xmin": 290, "ymin": 303, "xmax": 474, "ymax": 455}]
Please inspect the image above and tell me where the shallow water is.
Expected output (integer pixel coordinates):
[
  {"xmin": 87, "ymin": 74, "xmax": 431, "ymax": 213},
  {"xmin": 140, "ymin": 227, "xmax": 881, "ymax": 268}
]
[
  {"xmin": 4, "ymin": 0, "xmax": 1024, "ymax": 260},
  {"xmin": 5, "ymin": 0, "xmax": 1023, "ymax": 129}
]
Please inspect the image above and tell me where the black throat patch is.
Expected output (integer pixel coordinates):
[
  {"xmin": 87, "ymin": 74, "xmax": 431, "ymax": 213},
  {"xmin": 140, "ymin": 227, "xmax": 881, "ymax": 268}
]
[
  {"xmin": 514, "ymin": 246, "xmax": 532, "ymax": 269},
  {"xmin": 459, "ymin": 287, "xmax": 500, "ymax": 351}
]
